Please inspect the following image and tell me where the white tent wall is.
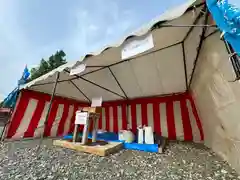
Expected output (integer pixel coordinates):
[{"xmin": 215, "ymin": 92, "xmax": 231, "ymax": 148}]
[{"xmin": 190, "ymin": 31, "xmax": 240, "ymax": 172}]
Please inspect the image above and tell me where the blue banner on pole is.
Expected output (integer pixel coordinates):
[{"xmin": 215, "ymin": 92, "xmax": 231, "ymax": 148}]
[
  {"xmin": 206, "ymin": 0, "xmax": 240, "ymax": 55},
  {"xmin": 3, "ymin": 65, "xmax": 30, "ymax": 108},
  {"xmin": 18, "ymin": 65, "xmax": 30, "ymax": 86}
]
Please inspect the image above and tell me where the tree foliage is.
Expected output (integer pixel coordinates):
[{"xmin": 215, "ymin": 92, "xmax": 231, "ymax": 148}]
[{"xmin": 28, "ymin": 50, "xmax": 67, "ymax": 82}]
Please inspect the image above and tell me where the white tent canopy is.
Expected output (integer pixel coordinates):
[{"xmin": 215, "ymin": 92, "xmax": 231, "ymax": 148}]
[{"xmin": 22, "ymin": 0, "xmax": 218, "ymax": 102}]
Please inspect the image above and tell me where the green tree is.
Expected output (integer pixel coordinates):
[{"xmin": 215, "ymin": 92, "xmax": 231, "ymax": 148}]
[{"xmin": 28, "ymin": 50, "xmax": 67, "ymax": 82}]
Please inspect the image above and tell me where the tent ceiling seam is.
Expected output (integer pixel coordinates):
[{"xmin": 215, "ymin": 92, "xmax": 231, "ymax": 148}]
[
  {"xmin": 128, "ymin": 61, "xmax": 144, "ymax": 96},
  {"xmin": 154, "ymin": 52, "xmax": 166, "ymax": 93},
  {"xmin": 86, "ymin": 66, "xmax": 107, "ymax": 68},
  {"xmin": 155, "ymin": 63, "xmax": 165, "ymax": 94}
]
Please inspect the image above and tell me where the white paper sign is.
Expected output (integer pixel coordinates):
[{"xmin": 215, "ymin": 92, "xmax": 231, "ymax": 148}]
[
  {"xmin": 75, "ymin": 111, "xmax": 88, "ymax": 125},
  {"xmin": 121, "ymin": 34, "xmax": 154, "ymax": 60},
  {"xmin": 91, "ymin": 97, "xmax": 102, "ymax": 107},
  {"xmin": 70, "ymin": 64, "xmax": 86, "ymax": 76}
]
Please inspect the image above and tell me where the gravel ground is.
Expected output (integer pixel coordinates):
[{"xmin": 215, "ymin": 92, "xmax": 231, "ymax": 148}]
[{"xmin": 0, "ymin": 139, "xmax": 239, "ymax": 180}]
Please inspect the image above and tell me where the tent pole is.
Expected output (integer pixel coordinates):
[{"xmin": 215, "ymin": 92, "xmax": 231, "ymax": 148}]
[
  {"xmin": 181, "ymin": 43, "xmax": 188, "ymax": 91},
  {"xmin": 222, "ymin": 38, "xmax": 240, "ymax": 80},
  {"xmin": 37, "ymin": 71, "xmax": 60, "ymax": 152},
  {"xmin": 69, "ymin": 42, "xmax": 182, "ymax": 80},
  {"xmin": 77, "ymin": 77, "xmax": 126, "ymax": 99},
  {"xmin": 157, "ymin": 24, "xmax": 216, "ymax": 28},
  {"xmin": 30, "ymin": 42, "xmax": 182, "ymax": 89},
  {"xmin": 64, "ymin": 69, "xmax": 126, "ymax": 99},
  {"xmin": 0, "ymin": 121, "xmax": 10, "ymax": 141},
  {"xmin": 86, "ymin": 66, "xmax": 106, "ymax": 68},
  {"xmin": 69, "ymin": 80, "xmax": 91, "ymax": 103},
  {"xmin": 108, "ymin": 67, "xmax": 128, "ymax": 99},
  {"xmin": 188, "ymin": 7, "xmax": 209, "ymax": 89}
]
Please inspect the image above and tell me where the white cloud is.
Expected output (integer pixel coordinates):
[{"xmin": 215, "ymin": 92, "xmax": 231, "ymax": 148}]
[
  {"xmin": 0, "ymin": 0, "xmax": 137, "ymax": 96},
  {"xmin": 0, "ymin": 94, "xmax": 4, "ymax": 102},
  {"xmin": 0, "ymin": 1, "xmax": 33, "ymax": 95},
  {"xmin": 89, "ymin": 24, "xmax": 99, "ymax": 31},
  {"xmin": 67, "ymin": 1, "xmax": 136, "ymax": 58},
  {"xmin": 229, "ymin": 0, "xmax": 240, "ymax": 6}
]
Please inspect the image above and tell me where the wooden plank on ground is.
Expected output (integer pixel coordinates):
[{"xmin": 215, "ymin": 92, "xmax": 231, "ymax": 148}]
[{"xmin": 53, "ymin": 140, "xmax": 123, "ymax": 156}]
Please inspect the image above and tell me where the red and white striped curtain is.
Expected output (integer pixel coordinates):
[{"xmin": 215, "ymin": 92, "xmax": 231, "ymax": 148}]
[{"xmin": 5, "ymin": 90, "xmax": 204, "ymax": 142}]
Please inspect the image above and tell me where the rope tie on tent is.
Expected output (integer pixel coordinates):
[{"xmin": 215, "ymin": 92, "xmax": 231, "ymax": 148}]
[
  {"xmin": 200, "ymin": 9, "xmax": 207, "ymax": 14},
  {"xmin": 192, "ymin": 5, "xmax": 197, "ymax": 19},
  {"xmin": 228, "ymin": 52, "xmax": 240, "ymax": 82},
  {"xmin": 220, "ymin": 31, "xmax": 226, "ymax": 39},
  {"xmin": 221, "ymin": 35, "xmax": 240, "ymax": 82},
  {"xmin": 227, "ymin": 55, "xmax": 240, "ymax": 82},
  {"xmin": 229, "ymin": 52, "xmax": 238, "ymax": 58}
]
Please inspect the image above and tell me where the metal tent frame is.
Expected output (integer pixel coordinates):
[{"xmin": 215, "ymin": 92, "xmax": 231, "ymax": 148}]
[{"xmin": 3, "ymin": 1, "xmax": 240, "ymax": 145}]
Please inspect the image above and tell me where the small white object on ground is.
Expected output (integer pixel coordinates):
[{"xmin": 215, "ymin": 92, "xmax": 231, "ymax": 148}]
[
  {"xmin": 144, "ymin": 126, "xmax": 154, "ymax": 144},
  {"xmin": 118, "ymin": 130, "xmax": 125, "ymax": 141},
  {"xmin": 137, "ymin": 127, "xmax": 144, "ymax": 144}
]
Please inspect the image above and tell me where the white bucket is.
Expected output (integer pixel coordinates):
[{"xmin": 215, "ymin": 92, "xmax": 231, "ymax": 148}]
[
  {"xmin": 144, "ymin": 126, "xmax": 154, "ymax": 144},
  {"xmin": 138, "ymin": 128, "xmax": 144, "ymax": 144}
]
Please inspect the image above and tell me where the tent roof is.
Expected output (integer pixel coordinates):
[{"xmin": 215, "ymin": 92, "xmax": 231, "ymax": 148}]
[{"xmin": 21, "ymin": 0, "xmax": 216, "ymax": 103}]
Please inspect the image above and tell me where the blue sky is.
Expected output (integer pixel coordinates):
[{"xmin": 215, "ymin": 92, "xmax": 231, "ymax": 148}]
[{"xmin": 0, "ymin": 0, "xmax": 187, "ymax": 98}]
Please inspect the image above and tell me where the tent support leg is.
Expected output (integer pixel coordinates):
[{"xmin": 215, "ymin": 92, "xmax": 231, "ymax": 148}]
[
  {"xmin": 69, "ymin": 80, "xmax": 91, "ymax": 103},
  {"xmin": 188, "ymin": 7, "xmax": 209, "ymax": 89},
  {"xmin": 1, "ymin": 121, "xmax": 9, "ymax": 141},
  {"xmin": 64, "ymin": 69, "xmax": 125, "ymax": 99},
  {"xmin": 181, "ymin": 43, "xmax": 188, "ymax": 91},
  {"xmin": 223, "ymin": 38, "xmax": 240, "ymax": 81},
  {"xmin": 108, "ymin": 67, "xmax": 128, "ymax": 99},
  {"xmin": 37, "ymin": 71, "xmax": 60, "ymax": 152}
]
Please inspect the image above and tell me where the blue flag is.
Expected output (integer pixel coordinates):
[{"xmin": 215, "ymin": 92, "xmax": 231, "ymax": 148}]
[
  {"xmin": 206, "ymin": 0, "xmax": 240, "ymax": 55},
  {"xmin": 18, "ymin": 65, "xmax": 30, "ymax": 86},
  {"xmin": 2, "ymin": 88, "xmax": 18, "ymax": 108},
  {"xmin": 3, "ymin": 65, "xmax": 31, "ymax": 108}
]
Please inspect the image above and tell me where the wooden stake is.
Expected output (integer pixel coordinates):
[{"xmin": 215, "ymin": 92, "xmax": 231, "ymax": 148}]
[
  {"xmin": 81, "ymin": 115, "xmax": 90, "ymax": 145},
  {"xmin": 92, "ymin": 115, "xmax": 99, "ymax": 143},
  {"xmin": 73, "ymin": 124, "xmax": 79, "ymax": 142}
]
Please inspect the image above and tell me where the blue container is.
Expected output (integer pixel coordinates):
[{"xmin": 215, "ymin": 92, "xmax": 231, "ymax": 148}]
[{"xmin": 63, "ymin": 132, "xmax": 158, "ymax": 153}]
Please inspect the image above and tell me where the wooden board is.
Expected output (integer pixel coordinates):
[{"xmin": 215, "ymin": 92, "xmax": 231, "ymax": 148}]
[{"xmin": 53, "ymin": 140, "xmax": 123, "ymax": 156}]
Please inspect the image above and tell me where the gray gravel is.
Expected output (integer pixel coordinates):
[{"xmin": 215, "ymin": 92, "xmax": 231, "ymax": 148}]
[{"xmin": 0, "ymin": 139, "xmax": 239, "ymax": 180}]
